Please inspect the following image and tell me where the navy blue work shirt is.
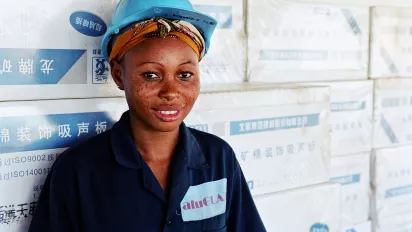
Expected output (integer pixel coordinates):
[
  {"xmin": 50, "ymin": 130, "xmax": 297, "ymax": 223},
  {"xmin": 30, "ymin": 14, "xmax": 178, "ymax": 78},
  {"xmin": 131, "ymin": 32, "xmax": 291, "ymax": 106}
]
[{"xmin": 28, "ymin": 111, "xmax": 266, "ymax": 232}]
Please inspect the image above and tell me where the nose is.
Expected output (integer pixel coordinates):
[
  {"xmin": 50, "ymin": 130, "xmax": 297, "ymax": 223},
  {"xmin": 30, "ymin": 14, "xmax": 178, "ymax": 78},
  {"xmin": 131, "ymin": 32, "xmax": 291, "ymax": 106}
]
[{"xmin": 159, "ymin": 79, "xmax": 179, "ymax": 102}]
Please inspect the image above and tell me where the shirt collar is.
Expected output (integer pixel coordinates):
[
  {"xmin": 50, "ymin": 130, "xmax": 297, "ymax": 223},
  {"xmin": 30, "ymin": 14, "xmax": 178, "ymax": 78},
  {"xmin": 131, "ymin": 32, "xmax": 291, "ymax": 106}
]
[{"xmin": 110, "ymin": 111, "xmax": 209, "ymax": 169}]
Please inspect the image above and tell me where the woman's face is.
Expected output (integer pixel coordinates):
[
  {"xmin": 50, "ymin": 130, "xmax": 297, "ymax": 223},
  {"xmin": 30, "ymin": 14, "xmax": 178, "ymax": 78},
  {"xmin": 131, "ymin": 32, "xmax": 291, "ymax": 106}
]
[{"xmin": 111, "ymin": 37, "xmax": 200, "ymax": 132}]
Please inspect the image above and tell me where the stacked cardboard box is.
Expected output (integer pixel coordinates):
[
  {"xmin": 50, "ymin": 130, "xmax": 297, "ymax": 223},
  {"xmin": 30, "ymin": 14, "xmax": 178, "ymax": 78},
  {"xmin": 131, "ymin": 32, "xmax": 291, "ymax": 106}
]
[
  {"xmin": 370, "ymin": 7, "xmax": 412, "ymax": 230},
  {"xmin": 247, "ymin": 1, "xmax": 369, "ymax": 83},
  {"xmin": 186, "ymin": 85, "xmax": 331, "ymax": 196},
  {"xmin": 0, "ymin": 98, "xmax": 128, "ymax": 231},
  {"xmin": 342, "ymin": 221, "xmax": 372, "ymax": 232},
  {"xmin": 192, "ymin": 0, "xmax": 246, "ymax": 84},
  {"xmin": 0, "ymin": 0, "xmax": 125, "ymax": 230},
  {"xmin": 331, "ymin": 153, "xmax": 370, "ymax": 227},
  {"xmin": 247, "ymin": 1, "xmax": 372, "ymax": 230},
  {"xmin": 254, "ymin": 183, "xmax": 341, "ymax": 232},
  {"xmin": 0, "ymin": 0, "xmax": 123, "ymax": 101}
]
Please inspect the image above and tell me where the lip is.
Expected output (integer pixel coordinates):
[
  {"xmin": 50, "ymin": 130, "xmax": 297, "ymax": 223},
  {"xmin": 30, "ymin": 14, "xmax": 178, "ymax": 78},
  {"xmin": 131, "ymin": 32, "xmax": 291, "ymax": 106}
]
[{"xmin": 152, "ymin": 105, "xmax": 184, "ymax": 122}]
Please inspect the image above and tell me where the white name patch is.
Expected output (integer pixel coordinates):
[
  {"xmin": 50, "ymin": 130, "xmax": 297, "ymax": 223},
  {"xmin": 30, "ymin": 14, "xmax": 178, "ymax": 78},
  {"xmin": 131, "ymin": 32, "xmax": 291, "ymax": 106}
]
[{"xmin": 180, "ymin": 178, "xmax": 227, "ymax": 222}]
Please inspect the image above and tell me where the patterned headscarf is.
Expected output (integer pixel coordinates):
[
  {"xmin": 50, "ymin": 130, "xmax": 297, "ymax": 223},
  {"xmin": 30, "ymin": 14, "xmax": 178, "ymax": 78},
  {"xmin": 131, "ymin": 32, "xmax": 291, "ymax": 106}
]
[{"xmin": 109, "ymin": 18, "xmax": 206, "ymax": 63}]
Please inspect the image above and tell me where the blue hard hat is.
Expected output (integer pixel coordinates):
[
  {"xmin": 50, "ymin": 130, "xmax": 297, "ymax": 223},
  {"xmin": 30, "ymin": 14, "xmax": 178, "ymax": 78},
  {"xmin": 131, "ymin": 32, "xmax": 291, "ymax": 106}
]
[{"xmin": 101, "ymin": 0, "xmax": 218, "ymax": 61}]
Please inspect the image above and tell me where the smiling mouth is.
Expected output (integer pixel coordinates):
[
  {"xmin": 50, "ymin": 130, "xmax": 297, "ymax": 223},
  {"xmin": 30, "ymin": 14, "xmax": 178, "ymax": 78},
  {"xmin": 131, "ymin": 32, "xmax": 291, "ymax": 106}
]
[
  {"xmin": 158, "ymin": 110, "xmax": 178, "ymax": 115},
  {"xmin": 152, "ymin": 108, "xmax": 183, "ymax": 122}
]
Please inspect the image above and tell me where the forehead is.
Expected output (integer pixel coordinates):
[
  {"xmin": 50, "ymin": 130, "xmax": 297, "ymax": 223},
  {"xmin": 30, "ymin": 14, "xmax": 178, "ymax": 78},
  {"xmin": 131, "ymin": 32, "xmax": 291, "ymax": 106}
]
[{"xmin": 123, "ymin": 37, "xmax": 199, "ymax": 62}]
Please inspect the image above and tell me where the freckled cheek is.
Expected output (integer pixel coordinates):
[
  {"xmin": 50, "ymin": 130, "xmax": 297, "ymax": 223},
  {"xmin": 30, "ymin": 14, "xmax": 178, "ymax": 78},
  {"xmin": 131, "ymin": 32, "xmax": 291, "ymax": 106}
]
[
  {"xmin": 183, "ymin": 89, "xmax": 199, "ymax": 109},
  {"xmin": 127, "ymin": 77, "xmax": 150, "ymax": 95},
  {"xmin": 130, "ymin": 78, "xmax": 145, "ymax": 92},
  {"xmin": 133, "ymin": 92, "xmax": 153, "ymax": 114},
  {"xmin": 125, "ymin": 78, "xmax": 151, "ymax": 109}
]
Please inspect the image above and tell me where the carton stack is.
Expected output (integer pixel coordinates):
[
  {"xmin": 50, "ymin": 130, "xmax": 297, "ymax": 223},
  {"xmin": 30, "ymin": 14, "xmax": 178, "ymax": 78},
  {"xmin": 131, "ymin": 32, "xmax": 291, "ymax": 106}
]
[
  {"xmin": 0, "ymin": 0, "xmax": 125, "ymax": 231},
  {"xmin": 0, "ymin": 99, "xmax": 127, "ymax": 231},
  {"xmin": 247, "ymin": 1, "xmax": 372, "ymax": 230},
  {"xmin": 0, "ymin": 0, "xmax": 123, "ymax": 101},
  {"xmin": 191, "ymin": 0, "xmax": 246, "ymax": 84},
  {"xmin": 254, "ymin": 183, "xmax": 341, "ymax": 232},
  {"xmin": 326, "ymin": 82, "xmax": 373, "ymax": 229},
  {"xmin": 343, "ymin": 221, "xmax": 372, "ymax": 232},
  {"xmin": 186, "ymin": 85, "xmax": 332, "ymax": 196},
  {"xmin": 247, "ymin": 1, "xmax": 369, "ymax": 83},
  {"xmin": 372, "ymin": 146, "xmax": 412, "ymax": 231},
  {"xmin": 370, "ymin": 7, "xmax": 412, "ymax": 232},
  {"xmin": 184, "ymin": 84, "xmax": 340, "ymax": 230}
]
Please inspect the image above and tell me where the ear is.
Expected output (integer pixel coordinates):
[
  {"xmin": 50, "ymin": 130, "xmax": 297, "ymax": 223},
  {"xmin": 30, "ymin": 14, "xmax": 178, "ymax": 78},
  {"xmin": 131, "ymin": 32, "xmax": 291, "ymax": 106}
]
[{"xmin": 110, "ymin": 60, "xmax": 125, "ymax": 90}]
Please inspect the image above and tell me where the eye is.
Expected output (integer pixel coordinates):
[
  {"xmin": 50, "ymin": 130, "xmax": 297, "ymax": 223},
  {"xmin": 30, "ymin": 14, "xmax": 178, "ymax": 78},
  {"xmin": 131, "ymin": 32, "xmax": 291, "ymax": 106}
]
[
  {"xmin": 143, "ymin": 72, "xmax": 159, "ymax": 80},
  {"xmin": 179, "ymin": 72, "xmax": 193, "ymax": 80}
]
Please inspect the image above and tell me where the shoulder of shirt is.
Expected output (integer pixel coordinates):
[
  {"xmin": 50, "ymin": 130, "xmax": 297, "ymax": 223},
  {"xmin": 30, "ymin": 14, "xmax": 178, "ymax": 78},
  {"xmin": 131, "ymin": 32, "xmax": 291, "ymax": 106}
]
[
  {"xmin": 52, "ymin": 130, "xmax": 111, "ymax": 167},
  {"xmin": 188, "ymin": 128, "xmax": 241, "ymax": 176},
  {"xmin": 188, "ymin": 127, "xmax": 235, "ymax": 156},
  {"xmin": 189, "ymin": 127, "xmax": 230, "ymax": 147}
]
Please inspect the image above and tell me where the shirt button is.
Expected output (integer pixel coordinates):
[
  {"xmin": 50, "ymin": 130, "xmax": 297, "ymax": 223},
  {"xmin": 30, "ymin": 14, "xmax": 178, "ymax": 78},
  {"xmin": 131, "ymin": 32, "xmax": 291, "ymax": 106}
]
[{"xmin": 166, "ymin": 220, "xmax": 172, "ymax": 226}]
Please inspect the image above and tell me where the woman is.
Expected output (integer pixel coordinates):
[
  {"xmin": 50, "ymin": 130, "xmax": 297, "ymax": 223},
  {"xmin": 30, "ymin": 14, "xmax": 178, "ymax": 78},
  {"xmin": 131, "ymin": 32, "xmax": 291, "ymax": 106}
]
[{"xmin": 29, "ymin": 0, "xmax": 266, "ymax": 231}]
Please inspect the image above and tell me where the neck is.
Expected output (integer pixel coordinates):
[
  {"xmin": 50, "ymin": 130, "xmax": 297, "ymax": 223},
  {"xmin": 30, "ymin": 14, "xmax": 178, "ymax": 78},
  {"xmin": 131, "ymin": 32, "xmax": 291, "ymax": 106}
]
[{"xmin": 129, "ymin": 116, "xmax": 180, "ymax": 163}]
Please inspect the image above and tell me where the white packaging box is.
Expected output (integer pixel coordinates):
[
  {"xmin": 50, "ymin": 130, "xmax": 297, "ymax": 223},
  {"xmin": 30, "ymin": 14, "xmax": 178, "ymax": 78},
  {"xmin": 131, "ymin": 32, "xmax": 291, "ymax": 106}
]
[
  {"xmin": 370, "ymin": 7, "xmax": 412, "ymax": 79},
  {"xmin": 372, "ymin": 145, "xmax": 412, "ymax": 221},
  {"xmin": 0, "ymin": 0, "xmax": 124, "ymax": 101},
  {"xmin": 192, "ymin": 0, "xmax": 245, "ymax": 84},
  {"xmin": 0, "ymin": 98, "xmax": 127, "ymax": 231},
  {"xmin": 331, "ymin": 153, "xmax": 370, "ymax": 227},
  {"xmin": 373, "ymin": 79, "xmax": 412, "ymax": 148},
  {"xmin": 247, "ymin": 1, "xmax": 369, "ymax": 83},
  {"xmin": 185, "ymin": 84, "xmax": 331, "ymax": 196},
  {"xmin": 375, "ymin": 212, "xmax": 412, "ymax": 232},
  {"xmin": 326, "ymin": 81, "xmax": 373, "ymax": 155},
  {"xmin": 301, "ymin": 81, "xmax": 373, "ymax": 156},
  {"xmin": 342, "ymin": 221, "xmax": 371, "ymax": 232},
  {"xmin": 246, "ymin": 81, "xmax": 373, "ymax": 155},
  {"xmin": 254, "ymin": 182, "xmax": 341, "ymax": 232}
]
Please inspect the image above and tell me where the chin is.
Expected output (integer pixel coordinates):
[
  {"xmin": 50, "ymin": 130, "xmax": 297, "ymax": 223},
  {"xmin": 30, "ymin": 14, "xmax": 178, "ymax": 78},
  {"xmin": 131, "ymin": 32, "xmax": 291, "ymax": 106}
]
[{"xmin": 152, "ymin": 121, "xmax": 182, "ymax": 133}]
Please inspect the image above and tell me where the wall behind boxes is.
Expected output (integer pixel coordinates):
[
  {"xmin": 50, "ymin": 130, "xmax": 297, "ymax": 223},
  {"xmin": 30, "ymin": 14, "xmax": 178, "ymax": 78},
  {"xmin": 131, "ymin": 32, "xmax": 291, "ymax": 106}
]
[{"xmin": 2, "ymin": 0, "xmax": 412, "ymax": 232}]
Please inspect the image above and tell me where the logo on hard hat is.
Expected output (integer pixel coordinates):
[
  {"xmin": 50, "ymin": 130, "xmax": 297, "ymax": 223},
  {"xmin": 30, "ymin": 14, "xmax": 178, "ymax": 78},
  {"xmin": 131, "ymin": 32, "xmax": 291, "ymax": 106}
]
[{"xmin": 154, "ymin": 8, "xmax": 163, "ymax": 14}]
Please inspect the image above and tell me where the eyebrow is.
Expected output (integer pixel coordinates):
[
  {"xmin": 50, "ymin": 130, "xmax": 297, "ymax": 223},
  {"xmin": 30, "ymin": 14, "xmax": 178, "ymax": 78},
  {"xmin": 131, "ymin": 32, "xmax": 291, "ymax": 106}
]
[
  {"xmin": 136, "ymin": 60, "xmax": 196, "ymax": 67},
  {"xmin": 179, "ymin": 61, "xmax": 196, "ymax": 66},
  {"xmin": 137, "ymin": 62, "xmax": 163, "ymax": 67}
]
